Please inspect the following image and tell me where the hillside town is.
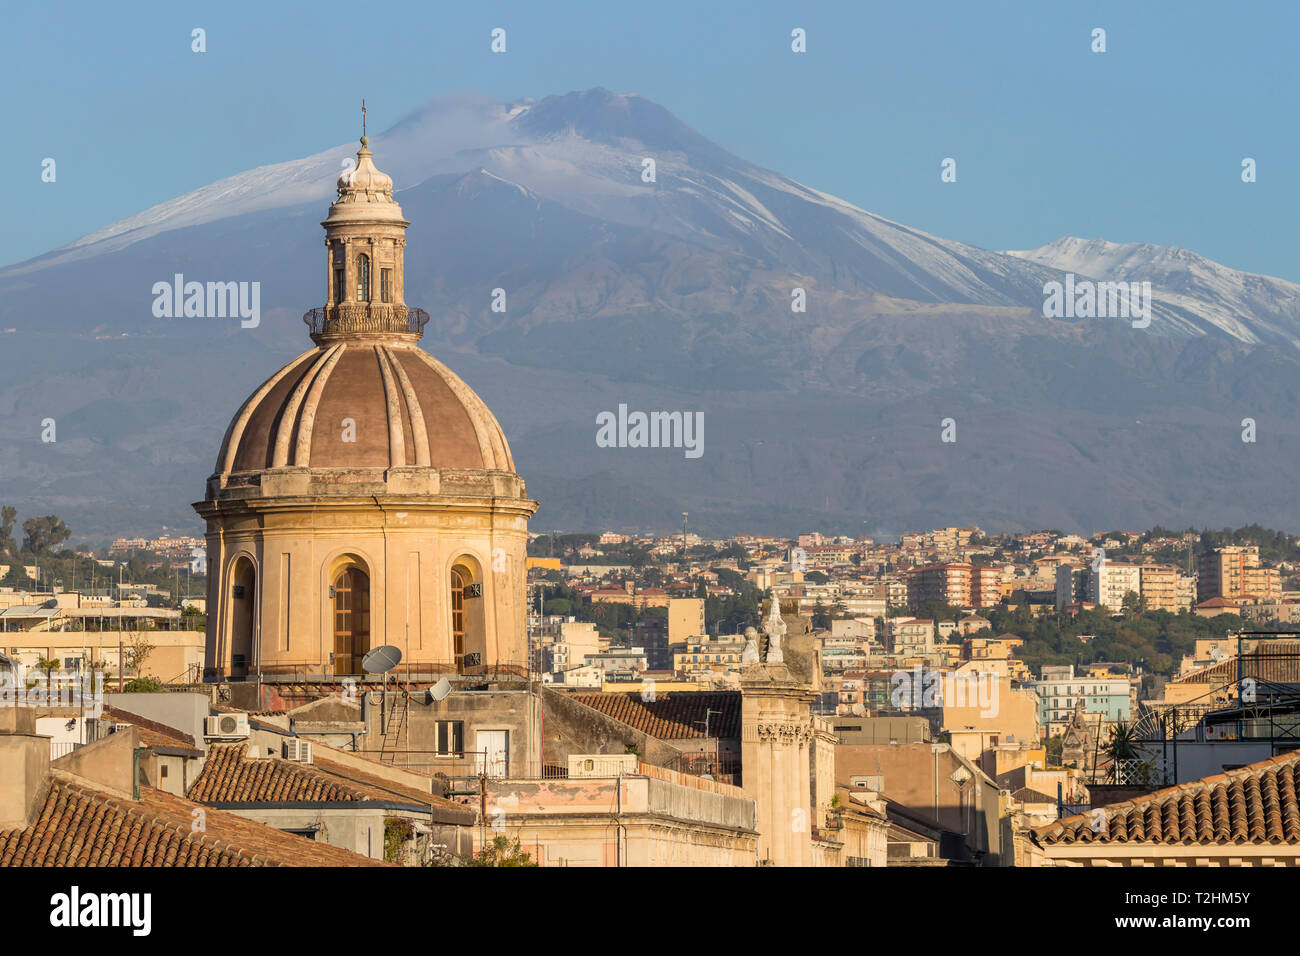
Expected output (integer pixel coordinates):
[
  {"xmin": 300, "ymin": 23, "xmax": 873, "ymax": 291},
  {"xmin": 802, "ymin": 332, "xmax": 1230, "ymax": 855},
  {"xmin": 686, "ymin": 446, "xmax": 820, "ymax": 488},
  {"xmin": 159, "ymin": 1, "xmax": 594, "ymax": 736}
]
[{"xmin": 3, "ymin": 518, "xmax": 1299, "ymax": 869}]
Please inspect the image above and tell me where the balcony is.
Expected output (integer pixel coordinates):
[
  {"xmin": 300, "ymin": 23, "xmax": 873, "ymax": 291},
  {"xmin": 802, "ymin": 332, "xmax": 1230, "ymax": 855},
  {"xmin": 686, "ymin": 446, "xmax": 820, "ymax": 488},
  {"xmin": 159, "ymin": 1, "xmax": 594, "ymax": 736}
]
[{"xmin": 303, "ymin": 304, "xmax": 430, "ymax": 342}]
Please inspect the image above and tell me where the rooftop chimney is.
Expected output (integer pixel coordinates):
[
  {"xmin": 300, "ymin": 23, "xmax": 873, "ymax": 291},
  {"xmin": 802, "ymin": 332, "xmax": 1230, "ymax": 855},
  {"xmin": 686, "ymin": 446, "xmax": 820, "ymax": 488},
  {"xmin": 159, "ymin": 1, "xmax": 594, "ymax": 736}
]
[{"xmin": 0, "ymin": 708, "xmax": 50, "ymax": 830}]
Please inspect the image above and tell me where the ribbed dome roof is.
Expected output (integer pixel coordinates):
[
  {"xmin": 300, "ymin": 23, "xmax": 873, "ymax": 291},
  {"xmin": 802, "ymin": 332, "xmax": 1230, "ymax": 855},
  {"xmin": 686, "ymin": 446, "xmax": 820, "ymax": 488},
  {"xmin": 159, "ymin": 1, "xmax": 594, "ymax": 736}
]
[{"xmin": 215, "ymin": 342, "xmax": 515, "ymax": 476}]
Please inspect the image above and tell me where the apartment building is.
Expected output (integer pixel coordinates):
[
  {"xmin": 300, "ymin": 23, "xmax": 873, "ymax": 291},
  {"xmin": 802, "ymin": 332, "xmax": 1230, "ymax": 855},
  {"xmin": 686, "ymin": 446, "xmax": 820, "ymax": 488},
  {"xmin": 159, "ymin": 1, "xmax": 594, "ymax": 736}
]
[
  {"xmin": 1138, "ymin": 563, "xmax": 1196, "ymax": 612},
  {"xmin": 668, "ymin": 597, "xmax": 706, "ymax": 643},
  {"xmin": 906, "ymin": 562, "xmax": 1003, "ymax": 610},
  {"xmin": 1028, "ymin": 665, "xmax": 1132, "ymax": 734},
  {"xmin": 888, "ymin": 618, "xmax": 935, "ymax": 654},
  {"xmin": 674, "ymin": 635, "xmax": 745, "ymax": 680},
  {"xmin": 1086, "ymin": 562, "xmax": 1141, "ymax": 612},
  {"xmin": 970, "ymin": 565, "xmax": 1003, "ymax": 608},
  {"xmin": 1198, "ymin": 546, "xmax": 1281, "ymax": 603},
  {"xmin": 907, "ymin": 563, "xmax": 971, "ymax": 608}
]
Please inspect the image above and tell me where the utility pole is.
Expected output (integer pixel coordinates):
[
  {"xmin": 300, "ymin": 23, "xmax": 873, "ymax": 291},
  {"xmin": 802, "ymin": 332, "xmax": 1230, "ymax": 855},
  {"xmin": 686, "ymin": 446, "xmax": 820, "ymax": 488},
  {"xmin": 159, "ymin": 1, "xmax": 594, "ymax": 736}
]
[
  {"xmin": 695, "ymin": 707, "xmax": 722, "ymax": 774},
  {"xmin": 681, "ymin": 512, "xmax": 688, "ymax": 557}
]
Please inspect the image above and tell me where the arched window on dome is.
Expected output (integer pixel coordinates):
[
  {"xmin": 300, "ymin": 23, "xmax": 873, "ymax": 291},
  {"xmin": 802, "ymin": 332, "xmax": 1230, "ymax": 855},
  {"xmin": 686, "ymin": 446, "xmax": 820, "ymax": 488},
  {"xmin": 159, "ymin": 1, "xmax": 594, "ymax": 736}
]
[
  {"xmin": 450, "ymin": 559, "xmax": 487, "ymax": 674},
  {"xmin": 332, "ymin": 567, "xmax": 370, "ymax": 675},
  {"xmin": 357, "ymin": 254, "xmax": 371, "ymax": 302},
  {"xmin": 450, "ymin": 568, "xmax": 466, "ymax": 671},
  {"xmin": 228, "ymin": 556, "xmax": 256, "ymax": 679}
]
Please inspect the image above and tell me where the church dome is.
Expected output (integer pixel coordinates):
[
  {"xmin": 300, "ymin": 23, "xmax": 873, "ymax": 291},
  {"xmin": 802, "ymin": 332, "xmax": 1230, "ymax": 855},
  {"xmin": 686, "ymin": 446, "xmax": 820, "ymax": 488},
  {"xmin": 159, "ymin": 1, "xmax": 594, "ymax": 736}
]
[
  {"xmin": 195, "ymin": 114, "xmax": 535, "ymax": 685},
  {"xmin": 214, "ymin": 341, "xmax": 515, "ymax": 476},
  {"xmin": 207, "ymin": 131, "xmax": 520, "ymax": 489}
]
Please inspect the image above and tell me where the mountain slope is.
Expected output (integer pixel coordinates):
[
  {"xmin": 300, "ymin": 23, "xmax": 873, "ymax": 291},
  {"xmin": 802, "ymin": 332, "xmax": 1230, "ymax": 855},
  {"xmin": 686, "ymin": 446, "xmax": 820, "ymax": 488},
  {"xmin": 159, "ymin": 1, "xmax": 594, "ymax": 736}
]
[
  {"xmin": 1005, "ymin": 236, "xmax": 1300, "ymax": 349},
  {"xmin": 2, "ymin": 88, "xmax": 1299, "ymax": 538}
]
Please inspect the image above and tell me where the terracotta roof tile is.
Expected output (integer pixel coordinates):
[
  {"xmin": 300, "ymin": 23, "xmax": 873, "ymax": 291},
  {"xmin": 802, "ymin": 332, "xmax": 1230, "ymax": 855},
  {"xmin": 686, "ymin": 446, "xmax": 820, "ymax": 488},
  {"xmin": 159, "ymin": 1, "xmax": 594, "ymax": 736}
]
[
  {"xmin": 100, "ymin": 706, "xmax": 201, "ymax": 752},
  {"xmin": 98, "ymin": 708, "xmax": 202, "ymax": 756},
  {"xmin": 570, "ymin": 691, "xmax": 740, "ymax": 739},
  {"xmin": 190, "ymin": 743, "xmax": 475, "ymax": 824},
  {"xmin": 0, "ymin": 774, "xmax": 385, "ymax": 866},
  {"xmin": 1034, "ymin": 749, "xmax": 1300, "ymax": 847},
  {"xmin": 1012, "ymin": 787, "xmax": 1057, "ymax": 804},
  {"xmin": 1172, "ymin": 640, "xmax": 1300, "ymax": 686}
]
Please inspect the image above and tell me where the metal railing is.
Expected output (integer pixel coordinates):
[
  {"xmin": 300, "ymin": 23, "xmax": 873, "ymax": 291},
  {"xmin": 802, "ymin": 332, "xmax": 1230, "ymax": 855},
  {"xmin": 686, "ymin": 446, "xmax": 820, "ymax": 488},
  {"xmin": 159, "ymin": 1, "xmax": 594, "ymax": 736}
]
[
  {"xmin": 204, "ymin": 661, "xmax": 531, "ymax": 684},
  {"xmin": 303, "ymin": 304, "xmax": 429, "ymax": 339}
]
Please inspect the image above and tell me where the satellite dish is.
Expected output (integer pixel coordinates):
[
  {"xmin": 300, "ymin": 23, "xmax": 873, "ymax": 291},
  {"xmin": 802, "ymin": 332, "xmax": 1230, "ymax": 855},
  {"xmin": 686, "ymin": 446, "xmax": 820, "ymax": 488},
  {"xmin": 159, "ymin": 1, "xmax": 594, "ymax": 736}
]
[
  {"xmin": 427, "ymin": 677, "xmax": 452, "ymax": 703},
  {"xmin": 361, "ymin": 645, "xmax": 402, "ymax": 674}
]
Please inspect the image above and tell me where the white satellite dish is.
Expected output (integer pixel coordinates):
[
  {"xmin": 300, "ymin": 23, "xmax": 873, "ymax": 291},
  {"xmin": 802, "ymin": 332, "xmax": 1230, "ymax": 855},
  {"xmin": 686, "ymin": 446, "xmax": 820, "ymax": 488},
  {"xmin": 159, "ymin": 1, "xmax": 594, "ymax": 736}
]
[
  {"xmin": 361, "ymin": 645, "xmax": 402, "ymax": 674},
  {"xmin": 427, "ymin": 677, "xmax": 452, "ymax": 702}
]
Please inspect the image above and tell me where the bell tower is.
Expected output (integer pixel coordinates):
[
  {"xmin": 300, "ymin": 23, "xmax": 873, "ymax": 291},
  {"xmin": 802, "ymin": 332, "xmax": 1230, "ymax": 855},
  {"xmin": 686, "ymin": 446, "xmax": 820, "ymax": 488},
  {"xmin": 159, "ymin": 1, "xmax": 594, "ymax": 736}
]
[{"xmin": 309, "ymin": 103, "xmax": 423, "ymax": 345}]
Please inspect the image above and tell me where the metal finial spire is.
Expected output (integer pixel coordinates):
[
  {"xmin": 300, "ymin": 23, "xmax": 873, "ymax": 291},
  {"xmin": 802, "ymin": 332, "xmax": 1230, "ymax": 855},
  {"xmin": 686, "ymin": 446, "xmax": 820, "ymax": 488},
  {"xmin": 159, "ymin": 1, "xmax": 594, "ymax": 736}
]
[{"xmin": 361, "ymin": 98, "xmax": 368, "ymax": 145}]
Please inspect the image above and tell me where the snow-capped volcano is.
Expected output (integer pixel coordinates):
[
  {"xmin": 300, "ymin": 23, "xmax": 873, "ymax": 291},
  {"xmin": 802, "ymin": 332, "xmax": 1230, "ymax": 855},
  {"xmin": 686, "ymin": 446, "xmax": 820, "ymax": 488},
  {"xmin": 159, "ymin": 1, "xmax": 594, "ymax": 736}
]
[
  {"xmin": 1005, "ymin": 236, "xmax": 1300, "ymax": 349},
  {"xmin": 13, "ymin": 88, "xmax": 1298, "ymax": 352},
  {"xmin": 5, "ymin": 88, "xmax": 1070, "ymax": 310},
  {"xmin": 4, "ymin": 87, "xmax": 1300, "ymax": 539}
]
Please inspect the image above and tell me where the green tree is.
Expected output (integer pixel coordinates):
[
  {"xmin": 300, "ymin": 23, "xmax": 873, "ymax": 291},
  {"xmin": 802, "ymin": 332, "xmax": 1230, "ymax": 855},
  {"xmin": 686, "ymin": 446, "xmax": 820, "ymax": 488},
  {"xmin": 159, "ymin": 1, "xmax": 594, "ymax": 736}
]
[
  {"xmin": 0, "ymin": 506, "xmax": 17, "ymax": 558},
  {"xmin": 1120, "ymin": 590, "xmax": 1145, "ymax": 619},
  {"xmin": 543, "ymin": 597, "xmax": 573, "ymax": 616},
  {"xmin": 21, "ymin": 515, "xmax": 70, "ymax": 554},
  {"xmin": 125, "ymin": 633, "xmax": 156, "ymax": 679},
  {"xmin": 37, "ymin": 657, "xmax": 59, "ymax": 701},
  {"xmin": 811, "ymin": 601, "xmax": 831, "ymax": 630},
  {"xmin": 466, "ymin": 835, "xmax": 537, "ymax": 867}
]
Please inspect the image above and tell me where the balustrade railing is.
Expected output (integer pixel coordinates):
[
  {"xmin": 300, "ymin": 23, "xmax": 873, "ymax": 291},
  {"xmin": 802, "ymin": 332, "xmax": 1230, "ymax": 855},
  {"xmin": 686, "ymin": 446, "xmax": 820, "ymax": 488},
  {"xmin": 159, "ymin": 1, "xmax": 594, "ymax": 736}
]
[{"xmin": 303, "ymin": 304, "xmax": 429, "ymax": 338}]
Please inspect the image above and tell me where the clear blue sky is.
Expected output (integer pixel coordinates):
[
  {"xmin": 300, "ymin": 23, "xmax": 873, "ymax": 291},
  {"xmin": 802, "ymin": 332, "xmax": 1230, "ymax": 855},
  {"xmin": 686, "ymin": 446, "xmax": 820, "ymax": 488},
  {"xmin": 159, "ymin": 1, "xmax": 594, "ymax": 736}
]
[{"xmin": 6, "ymin": 0, "xmax": 1298, "ymax": 280}]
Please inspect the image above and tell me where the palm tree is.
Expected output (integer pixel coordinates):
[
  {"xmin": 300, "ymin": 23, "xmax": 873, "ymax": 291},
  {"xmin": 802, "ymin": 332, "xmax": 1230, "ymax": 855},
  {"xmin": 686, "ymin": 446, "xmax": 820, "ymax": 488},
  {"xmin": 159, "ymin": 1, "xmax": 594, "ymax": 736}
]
[
  {"xmin": 36, "ymin": 657, "xmax": 59, "ymax": 704},
  {"xmin": 1104, "ymin": 721, "xmax": 1148, "ymax": 784}
]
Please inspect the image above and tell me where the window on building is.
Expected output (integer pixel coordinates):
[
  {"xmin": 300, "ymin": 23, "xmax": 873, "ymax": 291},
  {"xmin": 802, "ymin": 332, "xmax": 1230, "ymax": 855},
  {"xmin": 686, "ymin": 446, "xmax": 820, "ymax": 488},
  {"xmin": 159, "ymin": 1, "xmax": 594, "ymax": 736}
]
[
  {"xmin": 435, "ymin": 720, "xmax": 464, "ymax": 756},
  {"xmin": 450, "ymin": 569, "xmax": 465, "ymax": 670},
  {"xmin": 380, "ymin": 268, "xmax": 391, "ymax": 303},
  {"xmin": 357, "ymin": 254, "xmax": 371, "ymax": 302},
  {"xmin": 334, "ymin": 267, "xmax": 344, "ymax": 304}
]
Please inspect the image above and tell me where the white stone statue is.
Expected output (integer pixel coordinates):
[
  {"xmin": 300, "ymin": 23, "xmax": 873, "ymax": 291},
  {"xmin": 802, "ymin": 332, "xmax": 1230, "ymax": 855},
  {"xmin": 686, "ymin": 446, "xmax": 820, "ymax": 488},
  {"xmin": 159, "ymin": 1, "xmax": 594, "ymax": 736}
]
[
  {"xmin": 741, "ymin": 626, "xmax": 760, "ymax": 666},
  {"xmin": 764, "ymin": 598, "xmax": 786, "ymax": 664}
]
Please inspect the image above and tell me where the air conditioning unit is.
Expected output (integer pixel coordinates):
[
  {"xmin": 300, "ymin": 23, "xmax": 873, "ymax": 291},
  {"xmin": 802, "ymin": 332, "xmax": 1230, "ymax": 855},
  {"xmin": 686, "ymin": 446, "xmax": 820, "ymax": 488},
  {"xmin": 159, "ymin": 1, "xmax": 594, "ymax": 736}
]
[
  {"xmin": 283, "ymin": 738, "xmax": 313, "ymax": 763},
  {"xmin": 205, "ymin": 713, "xmax": 250, "ymax": 739}
]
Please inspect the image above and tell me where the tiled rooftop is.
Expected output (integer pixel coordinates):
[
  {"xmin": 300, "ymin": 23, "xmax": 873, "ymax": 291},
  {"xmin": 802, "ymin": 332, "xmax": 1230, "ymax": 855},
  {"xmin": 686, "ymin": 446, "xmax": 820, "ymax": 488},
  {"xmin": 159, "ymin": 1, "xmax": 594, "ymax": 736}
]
[
  {"xmin": 190, "ymin": 743, "xmax": 475, "ymax": 824},
  {"xmin": 570, "ymin": 691, "xmax": 741, "ymax": 739},
  {"xmin": 1171, "ymin": 640, "xmax": 1300, "ymax": 686},
  {"xmin": 0, "ymin": 773, "xmax": 385, "ymax": 866},
  {"xmin": 100, "ymin": 706, "xmax": 202, "ymax": 754},
  {"xmin": 1034, "ymin": 749, "xmax": 1300, "ymax": 846}
]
